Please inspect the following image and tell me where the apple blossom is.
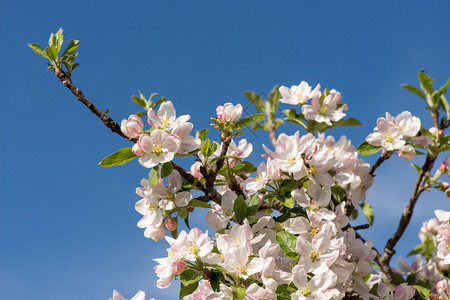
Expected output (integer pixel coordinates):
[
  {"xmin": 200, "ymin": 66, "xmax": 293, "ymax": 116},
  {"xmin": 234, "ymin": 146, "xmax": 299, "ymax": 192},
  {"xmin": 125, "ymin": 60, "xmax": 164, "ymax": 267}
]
[
  {"xmin": 279, "ymin": 81, "xmax": 321, "ymax": 105},
  {"xmin": 121, "ymin": 115, "xmax": 144, "ymax": 139},
  {"xmin": 216, "ymin": 102, "xmax": 243, "ymax": 122}
]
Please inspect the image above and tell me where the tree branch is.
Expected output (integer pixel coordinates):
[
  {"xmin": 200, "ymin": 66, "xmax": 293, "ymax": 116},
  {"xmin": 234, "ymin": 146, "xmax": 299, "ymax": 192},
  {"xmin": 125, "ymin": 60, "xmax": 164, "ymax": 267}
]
[
  {"xmin": 370, "ymin": 150, "xmax": 393, "ymax": 177},
  {"xmin": 267, "ymin": 116, "xmax": 278, "ymax": 148},
  {"xmin": 379, "ymin": 153, "xmax": 436, "ymax": 286},
  {"xmin": 54, "ymin": 69, "xmax": 132, "ymax": 141}
]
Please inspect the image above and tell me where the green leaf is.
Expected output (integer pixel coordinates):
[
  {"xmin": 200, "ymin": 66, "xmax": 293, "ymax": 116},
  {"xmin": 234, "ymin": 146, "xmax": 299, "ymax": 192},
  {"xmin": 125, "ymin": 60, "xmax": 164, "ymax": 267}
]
[
  {"xmin": 276, "ymin": 231, "xmax": 299, "ymax": 261},
  {"xmin": 209, "ymin": 271, "xmax": 225, "ymax": 292},
  {"xmin": 246, "ymin": 194, "xmax": 259, "ymax": 217},
  {"xmin": 401, "ymin": 84, "xmax": 425, "ymax": 100},
  {"xmin": 104, "ymin": 108, "xmax": 110, "ymax": 115},
  {"xmin": 160, "ymin": 162, "xmax": 173, "ymax": 178},
  {"xmin": 439, "ymin": 77, "xmax": 450, "ymax": 95},
  {"xmin": 188, "ymin": 199, "xmax": 214, "ymax": 209},
  {"xmin": 61, "ymin": 39, "xmax": 80, "ymax": 58},
  {"xmin": 179, "ymin": 281, "xmax": 199, "ymax": 300},
  {"xmin": 148, "ymin": 168, "xmax": 159, "ymax": 185},
  {"xmin": 230, "ymin": 161, "xmax": 257, "ymax": 174},
  {"xmin": 45, "ymin": 46, "xmax": 58, "ymax": 62},
  {"xmin": 440, "ymin": 94, "xmax": 450, "ymax": 117},
  {"xmin": 360, "ymin": 202, "xmax": 374, "ymax": 225},
  {"xmin": 196, "ymin": 128, "xmax": 209, "ymax": 141},
  {"xmin": 414, "ymin": 285, "xmax": 431, "ymax": 299},
  {"xmin": 28, "ymin": 43, "xmax": 49, "ymax": 59},
  {"xmin": 53, "ymin": 28, "xmax": 64, "ymax": 53},
  {"xmin": 231, "ymin": 285, "xmax": 246, "ymax": 300},
  {"xmin": 206, "ymin": 141, "xmax": 218, "ymax": 157},
  {"xmin": 233, "ymin": 195, "xmax": 247, "ymax": 220},
  {"xmin": 201, "ymin": 138, "xmax": 211, "ymax": 157},
  {"xmin": 418, "ymin": 71, "xmax": 435, "ymax": 96},
  {"xmin": 135, "ymin": 111, "xmax": 147, "ymax": 117},
  {"xmin": 243, "ymin": 91, "xmax": 267, "ymax": 113},
  {"xmin": 180, "ymin": 269, "xmax": 202, "ymax": 285},
  {"xmin": 98, "ymin": 148, "xmax": 137, "ymax": 167},
  {"xmin": 132, "ymin": 95, "xmax": 147, "ymax": 108},
  {"xmin": 235, "ymin": 113, "xmax": 266, "ymax": 130},
  {"xmin": 268, "ymin": 86, "xmax": 280, "ymax": 116},
  {"xmin": 356, "ymin": 141, "xmax": 382, "ymax": 155},
  {"xmin": 408, "ymin": 234, "xmax": 435, "ymax": 258},
  {"xmin": 411, "ymin": 164, "xmax": 421, "ymax": 173}
]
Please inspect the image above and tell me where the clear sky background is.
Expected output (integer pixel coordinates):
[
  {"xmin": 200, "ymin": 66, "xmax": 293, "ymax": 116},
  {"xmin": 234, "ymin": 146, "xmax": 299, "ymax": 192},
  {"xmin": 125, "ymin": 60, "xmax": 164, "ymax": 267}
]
[{"xmin": 1, "ymin": 1, "xmax": 449, "ymax": 299}]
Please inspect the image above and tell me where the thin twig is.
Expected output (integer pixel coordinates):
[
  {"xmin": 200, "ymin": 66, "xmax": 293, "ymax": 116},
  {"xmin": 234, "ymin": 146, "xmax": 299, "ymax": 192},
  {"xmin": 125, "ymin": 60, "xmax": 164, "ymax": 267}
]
[
  {"xmin": 267, "ymin": 116, "xmax": 278, "ymax": 148},
  {"xmin": 370, "ymin": 150, "xmax": 393, "ymax": 177}
]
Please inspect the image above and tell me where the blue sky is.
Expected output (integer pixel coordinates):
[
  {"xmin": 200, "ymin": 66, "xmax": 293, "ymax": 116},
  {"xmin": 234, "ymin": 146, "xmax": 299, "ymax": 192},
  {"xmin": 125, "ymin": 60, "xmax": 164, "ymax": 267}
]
[{"xmin": 1, "ymin": 1, "xmax": 449, "ymax": 299}]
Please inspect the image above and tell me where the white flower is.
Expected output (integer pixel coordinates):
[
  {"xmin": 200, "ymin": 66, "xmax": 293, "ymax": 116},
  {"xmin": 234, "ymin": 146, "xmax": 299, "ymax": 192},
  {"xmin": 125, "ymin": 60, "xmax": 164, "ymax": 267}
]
[
  {"xmin": 147, "ymin": 101, "xmax": 190, "ymax": 130},
  {"xmin": 302, "ymin": 89, "xmax": 346, "ymax": 126},
  {"xmin": 137, "ymin": 130, "xmax": 180, "ymax": 168},
  {"xmin": 110, "ymin": 290, "xmax": 147, "ymax": 300},
  {"xmin": 279, "ymin": 81, "xmax": 321, "ymax": 105},
  {"xmin": 366, "ymin": 117, "xmax": 405, "ymax": 151}
]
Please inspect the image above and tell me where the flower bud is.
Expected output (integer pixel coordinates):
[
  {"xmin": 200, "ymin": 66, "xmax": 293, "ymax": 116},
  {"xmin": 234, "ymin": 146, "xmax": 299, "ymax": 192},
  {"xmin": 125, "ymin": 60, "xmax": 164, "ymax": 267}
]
[
  {"xmin": 398, "ymin": 144, "xmax": 415, "ymax": 161},
  {"xmin": 429, "ymin": 127, "xmax": 439, "ymax": 137},
  {"xmin": 132, "ymin": 142, "xmax": 145, "ymax": 156},
  {"xmin": 121, "ymin": 115, "xmax": 144, "ymax": 139},
  {"xmin": 165, "ymin": 218, "xmax": 177, "ymax": 231},
  {"xmin": 171, "ymin": 260, "xmax": 186, "ymax": 275},
  {"xmin": 216, "ymin": 103, "xmax": 242, "ymax": 122},
  {"xmin": 443, "ymin": 182, "xmax": 449, "ymax": 190}
]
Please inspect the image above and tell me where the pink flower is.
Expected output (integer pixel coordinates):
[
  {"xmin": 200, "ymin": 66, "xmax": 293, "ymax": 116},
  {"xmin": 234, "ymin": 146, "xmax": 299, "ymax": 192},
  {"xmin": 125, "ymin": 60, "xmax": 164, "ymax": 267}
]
[
  {"xmin": 216, "ymin": 103, "xmax": 243, "ymax": 122},
  {"xmin": 398, "ymin": 144, "xmax": 416, "ymax": 161},
  {"xmin": 279, "ymin": 81, "xmax": 321, "ymax": 105},
  {"xmin": 137, "ymin": 130, "xmax": 180, "ymax": 168},
  {"xmin": 121, "ymin": 115, "xmax": 144, "ymax": 139},
  {"xmin": 147, "ymin": 101, "xmax": 190, "ymax": 130}
]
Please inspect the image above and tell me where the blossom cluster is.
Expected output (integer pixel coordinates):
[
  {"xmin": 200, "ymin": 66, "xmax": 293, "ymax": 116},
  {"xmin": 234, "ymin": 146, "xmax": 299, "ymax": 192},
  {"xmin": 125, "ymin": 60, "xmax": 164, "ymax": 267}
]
[
  {"xmin": 366, "ymin": 111, "xmax": 421, "ymax": 160},
  {"xmin": 112, "ymin": 79, "xmax": 450, "ymax": 299}
]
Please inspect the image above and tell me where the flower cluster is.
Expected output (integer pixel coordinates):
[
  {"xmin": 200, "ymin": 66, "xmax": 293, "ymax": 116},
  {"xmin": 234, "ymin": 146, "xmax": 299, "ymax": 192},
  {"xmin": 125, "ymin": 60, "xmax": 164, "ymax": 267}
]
[
  {"xmin": 366, "ymin": 111, "xmax": 421, "ymax": 160},
  {"xmin": 121, "ymin": 101, "xmax": 201, "ymax": 168},
  {"xmin": 111, "ymin": 79, "xmax": 449, "ymax": 299}
]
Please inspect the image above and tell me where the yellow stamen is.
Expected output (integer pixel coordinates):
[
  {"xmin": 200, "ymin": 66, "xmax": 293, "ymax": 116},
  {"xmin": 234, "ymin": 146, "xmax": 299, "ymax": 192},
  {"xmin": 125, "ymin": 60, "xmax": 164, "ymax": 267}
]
[
  {"xmin": 148, "ymin": 203, "xmax": 159, "ymax": 211},
  {"xmin": 309, "ymin": 226, "xmax": 319, "ymax": 236},
  {"xmin": 287, "ymin": 154, "xmax": 296, "ymax": 167},
  {"xmin": 385, "ymin": 134, "xmax": 394, "ymax": 144},
  {"xmin": 152, "ymin": 144, "xmax": 163, "ymax": 156},
  {"xmin": 319, "ymin": 105, "xmax": 328, "ymax": 115},
  {"xmin": 310, "ymin": 249, "xmax": 320, "ymax": 262},
  {"xmin": 161, "ymin": 118, "xmax": 170, "ymax": 128},
  {"xmin": 309, "ymin": 200, "xmax": 319, "ymax": 212}
]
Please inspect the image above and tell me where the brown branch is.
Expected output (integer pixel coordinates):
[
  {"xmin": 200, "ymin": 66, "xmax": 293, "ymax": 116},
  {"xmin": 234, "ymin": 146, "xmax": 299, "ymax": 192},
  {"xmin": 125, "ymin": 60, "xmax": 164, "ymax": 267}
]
[
  {"xmin": 431, "ymin": 109, "xmax": 440, "ymax": 129},
  {"xmin": 370, "ymin": 150, "xmax": 393, "ymax": 177},
  {"xmin": 53, "ymin": 69, "xmax": 217, "ymax": 204},
  {"xmin": 379, "ymin": 153, "xmax": 436, "ymax": 286},
  {"xmin": 54, "ymin": 69, "xmax": 132, "ymax": 141}
]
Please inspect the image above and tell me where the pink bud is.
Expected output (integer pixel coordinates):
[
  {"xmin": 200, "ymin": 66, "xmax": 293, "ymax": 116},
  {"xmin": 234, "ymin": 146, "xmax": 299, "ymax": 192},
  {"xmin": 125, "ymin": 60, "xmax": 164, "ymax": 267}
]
[
  {"xmin": 443, "ymin": 182, "xmax": 449, "ymax": 190},
  {"xmin": 165, "ymin": 218, "xmax": 177, "ymax": 231},
  {"xmin": 121, "ymin": 115, "xmax": 144, "ymax": 139},
  {"xmin": 132, "ymin": 143, "xmax": 145, "ymax": 156},
  {"xmin": 171, "ymin": 260, "xmax": 186, "ymax": 275},
  {"xmin": 438, "ymin": 129, "xmax": 444, "ymax": 136},
  {"xmin": 436, "ymin": 279, "xmax": 448, "ymax": 292},
  {"xmin": 216, "ymin": 105, "xmax": 224, "ymax": 120}
]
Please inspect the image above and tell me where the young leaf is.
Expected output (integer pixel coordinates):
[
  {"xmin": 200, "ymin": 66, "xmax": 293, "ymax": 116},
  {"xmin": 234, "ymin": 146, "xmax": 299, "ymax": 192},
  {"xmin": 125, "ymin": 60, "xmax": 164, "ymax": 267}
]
[
  {"xmin": 230, "ymin": 161, "xmax": 257, "ymax": 174},
  {"xmin": 360, "ymin": 202, "xmax": 374, "ymax": 225},
  {"xmin": 196, "ymin": 128, "xmax": 209, "ymax": 141},
  {"xmin": 233, "ymin": 195, "xmax": 247, "ymax": 220},
  {"xmin": 235, "ymin": 113, "xmax": 266, "ymax": 130},
  {"xmin": 54, "ymin": 28, "xmax": 64, "ymax": 53},
  {"xmin": 315, "ymin": 117, "xmax": 362, "ymax": 132},
  {"xmin": 61, "ymin": 39, "xmax": 80, "ymax": 58},
  {"xmin": 243, "ymin": 91, "xmax": 267, "ymax": 113},
  {"xmin": 414, "ymin": 285, "xmax": 431, "ymax": 299},
  {"xmin": 148, "ymin": 168, "xmax": 159, "ymax": 185},
  {"xmin": 188, "ymin": 199, "xmax": 214, "ymax": 209},
  {"xmin": 160, "ymin": 162, "xmax": 173, "ymax": 178},
  {"xmin": 201, "ymin": 138, "xmax": 211, "ymax": 157},
  {"xmin": 401, "ymin": 84, "xmax": 425, "ymax": 100},
  {"xmin": 411, "ymin": 164, "xmax": 421, "ymax": 173},
  {"xmin": 231, "ymin": 285, "xmax": 246, "ymax": 300},
  {"xmin": 179, "ymin": 281, "xmax": 199, "ymax": 300},
  {"xmin": 356, "ymin": 141, "xmax": 382, "ymax": 155},
  {"xmin": 276, "ymin": 231, "xmax": 299, "ymax": 261},
  {"xmin": 246, "ymin": 194, "xmax": 259, "ymax": 217},
  {"xmin": 180, "ymin": 269, "xmax": 202, "ymax": 285},
  {"xmin": 131, "ymin": 95, "xmax": 147, "ymax": 108},
  {"xmin": 418, "ymin": 71, "xmax": 435, "ymax": 96},
  {"xmin": 268, "ymin": 86, "xmax": 280, "ymax": 116},
  {"xmin": 45, "ymin": 46, "xmax": 58, "ymax": 62},
  {"xmin": 98, "ymin": 148, "xmax": 137, "ymax": 167},
  {"xmin": 28, "ymin": 43, "xmax": 49, "ymax": 59}
]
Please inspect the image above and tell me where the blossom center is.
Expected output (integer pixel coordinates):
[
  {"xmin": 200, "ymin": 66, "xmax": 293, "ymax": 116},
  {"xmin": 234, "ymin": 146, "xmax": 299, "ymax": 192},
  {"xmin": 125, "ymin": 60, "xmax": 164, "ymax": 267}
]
[
  {"xmin": 161, "ymin": 117, "xmax": 170, "ymax": 128},
  {"xmin": 309, "ymin": 226, "xmax": 319, "ymax": 236},
  {"xmin": 287, "ymin": 154, "xmax": 296, "ymax": 167},
  {"xmin": 148, "ymin": 203, "xmax": 159, "ymax": 211},
  {"xmin": 319, "ymin": 105, "xmax": 328, "ymax": 115},
  {"xmin": 301, "ymin": 285, "xmax": 311, "ymax": 296},
  {"xmin": 310, "ymin": 249, "xmax": 320, "ymax": 262},
  {"xmin": 189, "ymin": 242, "xmax": 199, "ymax": 255},
  {"xmin": 385, "ymin": 134, "xmax": 394, "ymax": 144},
  {"xmin": 297, "ymin": 93, "xmax": 304, "ymax": 103},
  {"xmin": 153, "ymin": 144, "xmax": 163, "ymax": 156},
  {"xmin": 309, "ymin": 200, "xmax": 319, "ymax": 212}
]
